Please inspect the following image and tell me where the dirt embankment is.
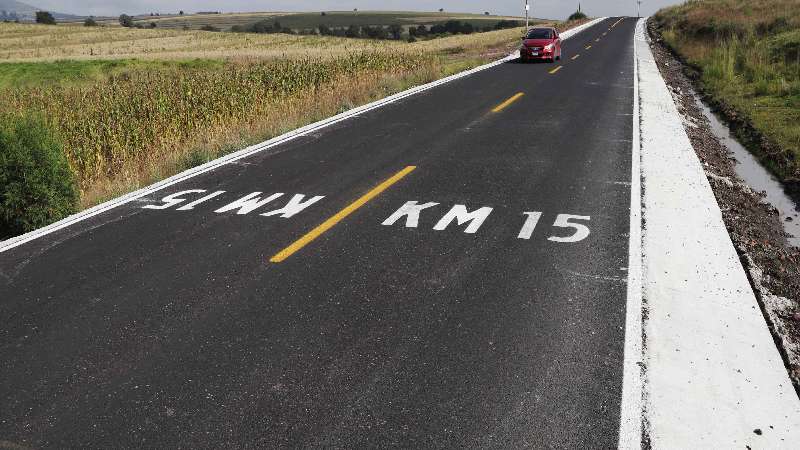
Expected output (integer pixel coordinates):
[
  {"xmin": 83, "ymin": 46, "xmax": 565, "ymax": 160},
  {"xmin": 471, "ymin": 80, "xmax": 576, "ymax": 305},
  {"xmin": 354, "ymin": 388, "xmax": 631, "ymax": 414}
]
[{"xmin": 648, "ymin": 20, "xmax": 800, "ymax": 391}]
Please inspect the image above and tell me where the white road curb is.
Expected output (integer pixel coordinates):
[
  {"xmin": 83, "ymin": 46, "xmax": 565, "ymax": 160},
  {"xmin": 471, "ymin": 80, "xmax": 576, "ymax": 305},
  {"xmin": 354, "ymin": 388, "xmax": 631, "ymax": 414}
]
[
  {"xmin": 618, "ymin": 18, "xmax": 644, "ymax": 450},
  {"xmin": 635, "ymin": 17, "xmax": 800, "ymax": 448},
  {"xmin": 0, "ymin": 17, "xmax": 606, "ymax": 253}
]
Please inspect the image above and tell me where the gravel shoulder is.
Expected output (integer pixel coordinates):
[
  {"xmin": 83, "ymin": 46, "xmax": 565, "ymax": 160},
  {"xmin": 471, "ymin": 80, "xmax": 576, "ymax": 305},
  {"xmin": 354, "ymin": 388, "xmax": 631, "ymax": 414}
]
[{"xmin": 648, "ymin": 20, "xmax": 800, "ymax": 392}]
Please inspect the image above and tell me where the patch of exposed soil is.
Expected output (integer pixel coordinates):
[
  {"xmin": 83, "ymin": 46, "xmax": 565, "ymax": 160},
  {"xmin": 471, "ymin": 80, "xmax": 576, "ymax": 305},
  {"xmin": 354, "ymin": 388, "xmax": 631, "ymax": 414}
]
[{"xmin": 648, "ymin": 20, "xmax": 800, "ymax": 391}]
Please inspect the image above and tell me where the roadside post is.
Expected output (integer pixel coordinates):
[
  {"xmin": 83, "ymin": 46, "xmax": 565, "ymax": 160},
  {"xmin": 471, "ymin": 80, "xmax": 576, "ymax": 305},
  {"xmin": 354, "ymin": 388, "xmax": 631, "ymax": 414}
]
[{"xmin": 525, "ymin": 1, "xmax": 530, "ymax": 30}]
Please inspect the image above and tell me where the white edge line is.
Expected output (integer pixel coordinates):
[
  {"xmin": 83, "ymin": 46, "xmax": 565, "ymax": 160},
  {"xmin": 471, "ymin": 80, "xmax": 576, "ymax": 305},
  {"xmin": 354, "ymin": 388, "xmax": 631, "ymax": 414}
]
[
  {"xmin": 618, "ymin": 17, "xmax": 645, "ymax": 450},
  {"xmin": 0, "ymin": 17, "xmax": 607, "ymax": 253}
]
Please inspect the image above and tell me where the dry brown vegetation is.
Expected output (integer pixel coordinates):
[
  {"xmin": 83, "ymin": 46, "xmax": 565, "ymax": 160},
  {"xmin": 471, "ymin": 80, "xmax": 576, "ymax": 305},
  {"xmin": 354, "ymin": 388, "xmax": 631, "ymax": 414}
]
[{"xmin": 0, "ymin": 20, "xmax": 530, "ymax": 62}]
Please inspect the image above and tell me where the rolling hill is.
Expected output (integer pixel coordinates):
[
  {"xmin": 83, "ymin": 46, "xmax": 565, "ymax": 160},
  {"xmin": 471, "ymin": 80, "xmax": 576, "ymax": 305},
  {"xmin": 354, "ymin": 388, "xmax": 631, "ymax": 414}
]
[{"xmin": 0, "ymin": 0, "xmax": 79, "ymax": 21}]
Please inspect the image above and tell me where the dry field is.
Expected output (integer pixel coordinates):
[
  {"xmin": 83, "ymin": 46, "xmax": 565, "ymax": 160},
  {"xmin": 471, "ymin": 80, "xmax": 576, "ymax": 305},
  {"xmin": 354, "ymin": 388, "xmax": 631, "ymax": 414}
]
[{"xmin": 0, "ymin": 22, "xmax": 532, "ymax": 62}]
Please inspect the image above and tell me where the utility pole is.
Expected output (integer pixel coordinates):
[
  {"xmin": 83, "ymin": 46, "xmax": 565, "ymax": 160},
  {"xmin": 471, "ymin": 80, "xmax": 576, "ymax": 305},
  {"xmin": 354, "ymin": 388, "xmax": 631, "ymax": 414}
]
[
  {"xmin": 637, "ymin": 0, "xmax": 642, "ymax": 18},
  {"xmin": 525, "ymin": 0, "xmax": 530, "ymax": 30}
]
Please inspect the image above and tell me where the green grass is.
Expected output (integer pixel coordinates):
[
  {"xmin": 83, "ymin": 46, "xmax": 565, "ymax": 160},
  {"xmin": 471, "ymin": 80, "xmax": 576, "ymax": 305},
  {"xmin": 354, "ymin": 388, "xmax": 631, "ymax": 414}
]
[
  {"xmin": 0, "ymin": 59, "xmax": 226, "ymax": 88},
  {"xmin": 654, "ymin": 0, "xmax": 800, "ymax": 181}
]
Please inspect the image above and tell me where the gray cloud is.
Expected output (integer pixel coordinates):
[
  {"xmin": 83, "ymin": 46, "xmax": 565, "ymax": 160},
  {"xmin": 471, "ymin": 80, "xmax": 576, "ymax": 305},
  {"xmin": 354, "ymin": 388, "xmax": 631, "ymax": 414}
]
[{"xmin": 32, "ymin": 1, "xmax": 683, "ymax": 20}]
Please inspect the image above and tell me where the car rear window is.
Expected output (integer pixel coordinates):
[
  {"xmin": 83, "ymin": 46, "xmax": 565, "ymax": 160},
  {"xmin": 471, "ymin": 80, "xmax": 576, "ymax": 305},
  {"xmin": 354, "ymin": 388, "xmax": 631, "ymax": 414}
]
[{"xmin": 526, "ymin": 29, "xmax": 554, "ymax": 39}]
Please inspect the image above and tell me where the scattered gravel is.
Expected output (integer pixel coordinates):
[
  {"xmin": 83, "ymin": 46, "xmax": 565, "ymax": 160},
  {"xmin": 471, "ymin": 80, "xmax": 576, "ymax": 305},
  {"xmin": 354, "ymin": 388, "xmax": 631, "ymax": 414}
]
[{"xmin": 648, "ymin": 21, "xmax": 800, "ymax": 391}]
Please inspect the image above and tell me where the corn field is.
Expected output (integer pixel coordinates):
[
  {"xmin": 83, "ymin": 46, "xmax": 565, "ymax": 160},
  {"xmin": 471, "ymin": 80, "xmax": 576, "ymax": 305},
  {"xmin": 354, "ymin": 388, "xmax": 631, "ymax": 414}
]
[
  {"xmin": 0, "ymin": 52, "xmax": 432, "ymax": 200},
  {"xmin": 0, "ymin": 20, "xmax": 543, "ymax": 207}
]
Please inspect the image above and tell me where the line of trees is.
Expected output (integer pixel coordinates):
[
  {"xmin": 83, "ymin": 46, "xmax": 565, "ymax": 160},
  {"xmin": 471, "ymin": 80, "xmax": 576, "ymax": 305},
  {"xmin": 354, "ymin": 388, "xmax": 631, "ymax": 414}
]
[{"xmin": 232, "ymin": 19, "xmax": 522, "ymax": 41}]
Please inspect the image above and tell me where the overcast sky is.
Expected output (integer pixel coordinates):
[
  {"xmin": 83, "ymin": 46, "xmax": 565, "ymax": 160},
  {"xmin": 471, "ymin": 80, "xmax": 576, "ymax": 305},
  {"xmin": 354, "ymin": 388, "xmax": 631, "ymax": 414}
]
[{"xmin": 31, "ymin": 1, "xmax": 685, "ymax": 19}]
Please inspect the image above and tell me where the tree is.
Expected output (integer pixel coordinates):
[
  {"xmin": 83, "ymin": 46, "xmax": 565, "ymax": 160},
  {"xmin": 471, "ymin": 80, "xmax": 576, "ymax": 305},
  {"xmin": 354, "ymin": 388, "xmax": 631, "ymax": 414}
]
[
  {"xmin": 84, "ymin": 16, "xmax": 97, "ymax": 27},
  {"xmin": 345, "ymin": 24, "xmax": 360, "ymax": 38},
  {"xmin": 485, "ymin": 12, "xmax": 490, "ymax": 16},
  {"xmin": 388, "ymin": 24, "xmax": 402, "ymax": 40},
  {"xmin": 179, "ymin": 10, "xmax": 184, "ymax": 15},
  {"xmin": 149, "ymin": 22, "xmax": 157, "ymax": 28},
  {"xmin": 318, "ymin": 24, "xmax": 332, "ymax": 35},
  {"xmin": 439, "ymin": 8, "xmax": 444, "ymax": 12},
  {"xmin": 35, "ymin": 11, "xmax": 55, "ymax": 25},
  {"xmin": 119, "ymin": 14, "xmax": 134, "ymax": 27},
  {"xmin": 568, "ymin": 10, "xmax": 587, "ymax": 21}
]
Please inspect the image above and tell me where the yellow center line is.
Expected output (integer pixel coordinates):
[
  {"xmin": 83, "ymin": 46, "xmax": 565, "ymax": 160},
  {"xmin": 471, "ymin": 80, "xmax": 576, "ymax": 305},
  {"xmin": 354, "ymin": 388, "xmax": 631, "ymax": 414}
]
[
  {"xmin": 549, "ymin": 65, "xmax": 563, "ymax": 74},
  {"xmin": 602, "ymin": 32, "xmax": 607, "ymax": 36},
  {"xmin": 595, "ymin": 38, "xmax": 601, "ymax": 42},
  {"xmin": 585, "ymin": 45, "xmax": 592, "ymax": 50},
  {"xmin": 571, "ymin": 54, "xmax": 580, "ymax": 60},
  {"xmin": 269, "ymin": 166, "xmax": 416, "ymax": 263},
  {"xmin": 491, "ymin": 92, "xmax": 525, "ymax": 113}
]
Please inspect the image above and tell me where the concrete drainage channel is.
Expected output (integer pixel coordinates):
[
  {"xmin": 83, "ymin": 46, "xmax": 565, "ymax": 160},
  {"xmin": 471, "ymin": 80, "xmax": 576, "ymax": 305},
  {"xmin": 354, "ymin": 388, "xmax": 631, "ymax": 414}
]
[
  {"xmin": 633, "ymin": 17, "xmax": 800, "ymax": 447},
  {"xmin": 647, "ymin": 18, "xmax": 800, "ymax": 396}
]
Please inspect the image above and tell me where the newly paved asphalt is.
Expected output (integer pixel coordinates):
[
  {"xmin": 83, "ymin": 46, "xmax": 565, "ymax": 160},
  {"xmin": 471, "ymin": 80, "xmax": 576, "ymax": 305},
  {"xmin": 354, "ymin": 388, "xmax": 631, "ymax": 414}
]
[{"xmin": 1, "ymin": 18, "xmax": 636, "ymax": 448}]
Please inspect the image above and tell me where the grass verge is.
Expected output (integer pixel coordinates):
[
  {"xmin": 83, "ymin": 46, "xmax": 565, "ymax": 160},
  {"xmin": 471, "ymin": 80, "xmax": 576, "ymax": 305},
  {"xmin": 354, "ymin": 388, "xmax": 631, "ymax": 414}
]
[{"xmin": 652, "ymin": 0, "xmax": 800, "ymax": 181}]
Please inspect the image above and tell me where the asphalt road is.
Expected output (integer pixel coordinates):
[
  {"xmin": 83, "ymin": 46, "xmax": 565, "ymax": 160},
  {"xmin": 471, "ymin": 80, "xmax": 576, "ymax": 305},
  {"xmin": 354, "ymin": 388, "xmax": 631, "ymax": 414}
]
[{"xmin": 1, "ymin": 18, "xmax": 636, "ymax": 448}]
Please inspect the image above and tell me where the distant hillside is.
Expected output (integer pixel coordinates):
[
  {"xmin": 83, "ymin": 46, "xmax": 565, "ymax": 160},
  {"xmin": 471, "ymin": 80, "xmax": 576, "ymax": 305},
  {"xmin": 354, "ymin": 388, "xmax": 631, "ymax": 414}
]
[{"xmin": 0, "ymin": 0, "xmax": 80, "ymax": 21}]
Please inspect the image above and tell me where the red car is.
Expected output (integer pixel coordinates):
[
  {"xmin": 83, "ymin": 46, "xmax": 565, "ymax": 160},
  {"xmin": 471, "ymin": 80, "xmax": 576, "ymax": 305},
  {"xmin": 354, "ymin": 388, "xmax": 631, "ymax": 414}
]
[{"xmin": 519, "ymin": 27, "xmax": 562, "ymax": 63}]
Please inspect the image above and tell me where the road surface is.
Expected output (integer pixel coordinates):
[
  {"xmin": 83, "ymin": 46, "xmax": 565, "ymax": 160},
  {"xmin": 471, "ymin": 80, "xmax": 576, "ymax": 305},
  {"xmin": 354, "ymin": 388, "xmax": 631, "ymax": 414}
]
[{"xmin": 1, "ymin": 18, "xmax": 636, "ymax": 448}]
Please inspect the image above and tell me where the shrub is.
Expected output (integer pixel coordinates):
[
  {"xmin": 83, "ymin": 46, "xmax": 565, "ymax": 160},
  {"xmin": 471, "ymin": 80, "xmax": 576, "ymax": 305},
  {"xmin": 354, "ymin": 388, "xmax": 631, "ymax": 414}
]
[
  {"xmin": 84, "ymin": 16, "xmax": 97, "ymax": 27},
  {"xmin": 0, "ymin": 115, "xmax": 78, "ymax": 239},
  {"xmin": 119, "ymin": 14, "xmax": 133, "ymax": 27},
  {"xmin": 200, "ymin": 24, "xmax": 219, "ymax": 32},
  {"xmin": 568, "ymin": 11, "xmax": 588, "ymax": 21},
  {"xmin": 494, "ymin": 20, "xmax": 521, "ymax": 30},
  {"xmin": 35, "ymin": 11, "xmax": 55, "ymax": 25}
]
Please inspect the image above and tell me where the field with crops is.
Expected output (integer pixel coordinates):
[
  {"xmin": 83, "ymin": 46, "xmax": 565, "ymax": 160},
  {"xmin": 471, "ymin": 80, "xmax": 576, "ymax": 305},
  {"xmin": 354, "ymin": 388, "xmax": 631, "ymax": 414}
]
[
  {"xmin": 0, "ymin": 16, "xmax": 585, "ymax": 235},
  {"xmin": 0, "ymin": 20, "xmax": 540, "ymax": 62},
  {"xmin": 653, "ymin": 0, "xmax": 800, "ymax": 180}
]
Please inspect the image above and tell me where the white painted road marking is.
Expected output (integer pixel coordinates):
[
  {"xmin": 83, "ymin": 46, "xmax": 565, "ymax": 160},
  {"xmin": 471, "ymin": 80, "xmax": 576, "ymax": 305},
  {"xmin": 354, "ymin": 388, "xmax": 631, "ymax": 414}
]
[
  {"xmin": 548, "ymin": 214, "xmax": 591, "ymax": 243},
  {"xmin": 383, "ymin": 202, "xmax": 592, "ymax": 242},
  {"xmin": 432, "ymin": 205, "xmax": 494, "ymax": 234},
  {"xmin": 142, "ymin": 190, "xmax": 206, "ymax": 210},
  {"xmin": 142, "ymin": 189, "xmax": 326, "ymax": 219},
  {"xmin": 214, "ymin": 192, "xmax": 285, "ymax": 215},
  {"xmin": 260, "ymin": 194, "xmax": 326, "ymax": 218},
  {"xmin": 142, "ymin": 190, "xmax": 595, "ymax": 244},
  {"xmin": 177, "ymin": 190, "xmax": 226, "ymax": 210},
  {"xmin": 381, "ymin": 201, "xmax": 440, "ymax": 228},
  {"xmin": 517, "ymin": 212, "xmax": 543, "ymax": 239},
  {"xmin": 618, "ymin": 18, "xmax": 644, "ymax": 450}
]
